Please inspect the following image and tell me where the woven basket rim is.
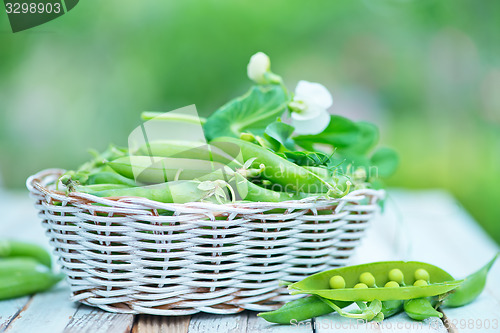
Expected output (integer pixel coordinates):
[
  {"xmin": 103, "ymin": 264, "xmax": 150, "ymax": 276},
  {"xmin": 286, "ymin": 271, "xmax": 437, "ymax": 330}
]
[{"xmin": 27, "ymin": 168, "xmax": 385, "ymax": 210}]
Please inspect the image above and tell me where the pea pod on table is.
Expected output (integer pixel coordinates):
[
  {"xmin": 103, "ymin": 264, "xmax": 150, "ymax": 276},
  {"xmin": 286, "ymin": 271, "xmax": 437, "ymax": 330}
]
[
  {"xmin": 0, "ymin": 268, "xmax": 64, "ymax": 300},
  {"xmin": 257, "ymin": 296, "xmax": 352, "ymax": 324},
  {"xmin": 0, "ymin": 239, "xmax": 52, "ymax": 268},
  {"xmin": 288, "ymin": 261, "xmax": 462, "ymax": 301},
  {"xmin": 259, "ymin": 257, "xmax": 499, "ymax": 324},
  {"xmin": 444, "ymin": 253, "xmax": 499, "ymax": 308},
  {"xmin": 404, "ymin": 298, "xmax": 442, "ymax": 321},
  {"xmin": 0, "ymin": 241, "xmax": 64, "ymax": 300}
]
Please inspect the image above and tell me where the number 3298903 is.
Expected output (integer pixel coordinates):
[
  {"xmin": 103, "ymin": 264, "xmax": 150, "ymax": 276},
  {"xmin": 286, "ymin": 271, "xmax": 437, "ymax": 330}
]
[{"xmin": 5, "ymin": 2, "xmax": 62, "ymax": 14}]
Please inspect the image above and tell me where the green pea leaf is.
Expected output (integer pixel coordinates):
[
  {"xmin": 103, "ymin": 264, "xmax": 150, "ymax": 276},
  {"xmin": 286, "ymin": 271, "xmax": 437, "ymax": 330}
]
[
  {"xmin": 370, "ymin": 148, "xmax": 399, "ymax": 178},
  {"xmin": 203, "ymin": 85, "xmax": 289, "ymax": 141},
  {"xmin": 264, "ymin": 121, "xmax": 295, "ymax": 151},
  {"xmin": 348, "ymin": 122, "xmax": 379, "ymax": 155},
  {"xmin": 279, "ymin": 151, "xmax": 330, "ymax": 167},
  {"xmin": 294, "ymin": 115, "xmax": 360, "ymax": 151}
]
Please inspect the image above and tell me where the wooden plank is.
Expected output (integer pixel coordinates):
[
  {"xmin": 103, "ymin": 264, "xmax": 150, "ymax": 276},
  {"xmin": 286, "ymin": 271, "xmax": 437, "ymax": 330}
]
[
  {"xmin": 0, "ymin": 190, "xmax": 54, "ymax": 259},
  {"xmin": 63, "ymin": 304, "xmax": 134, "ymax": 333},
  {"xmin": 133, "ymin": 315, "xmax": 190, "ymax": 333},
  {"xmin": 188, "ymin": 312, "xmax": 248, "ymax": 333},
  {"xmin": 4, "ymin": 284, "xmax": 78, "ymax": 333},
  {"xmin": 440, "ymin": 294, "xmax": 500, "ymax": 333},
  {"xmin": 314, "ymin": 310, "xmax": 381, "ymax": 332},
  {"xmin": 246, "ymin": 311, "xmax": 312, "ymax": 332},
  {"xmin": 377, "ymin": 314, "xmax": 447, "ymax": 333},
  {"xmin": 0, "ymin": 296, "xmax": 31, "ymax": 331}
]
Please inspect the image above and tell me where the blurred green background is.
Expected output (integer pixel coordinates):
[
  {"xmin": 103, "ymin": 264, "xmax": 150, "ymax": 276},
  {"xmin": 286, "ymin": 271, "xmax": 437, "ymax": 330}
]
[{"xmin": 0, "ymin": 0, "xmax": 499, "ymax": 243}]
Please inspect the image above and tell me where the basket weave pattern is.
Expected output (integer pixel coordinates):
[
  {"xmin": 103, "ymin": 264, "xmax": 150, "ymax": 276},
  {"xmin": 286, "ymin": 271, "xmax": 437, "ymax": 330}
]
[{"xmin": 27, "ymin": 169, "xmax": 384, "ymax": 315}]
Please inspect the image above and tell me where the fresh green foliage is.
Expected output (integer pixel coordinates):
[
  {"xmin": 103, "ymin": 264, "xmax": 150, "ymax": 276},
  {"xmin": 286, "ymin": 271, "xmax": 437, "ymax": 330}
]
[
  {"xmin": 370, "ymin": 148, "xmax": 399, "ymax": 178},
  {"xmin": 294, "ymin": 115, "xmax": 361, "ymax": 150},
  {"xmin": 203, "ymin": 85, "xmax": 289, "ymax": 140},
  {"xmin": 263, "ymin": 121, "xmax": 295, "ymax": 151},
  {"xmin": 278, "ymin": 151, "xmax": 330, "ymax": 167},
  {"xmin": 60, "ymin": 53, "xmax": 397, "ymax": 203}
]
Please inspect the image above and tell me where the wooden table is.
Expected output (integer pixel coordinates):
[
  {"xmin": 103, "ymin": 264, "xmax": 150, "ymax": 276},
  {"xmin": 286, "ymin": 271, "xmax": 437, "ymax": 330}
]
[{"xmin": 1, "ymin": 189, "xmax": 499, "ymax": 333}]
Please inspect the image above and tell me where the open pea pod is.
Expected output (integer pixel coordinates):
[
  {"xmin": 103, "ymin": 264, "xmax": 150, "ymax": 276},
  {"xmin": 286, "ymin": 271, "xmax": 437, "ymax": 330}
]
[{"xmin": 288, "ymin": 261, "xmax": 463, "ymax": 302}]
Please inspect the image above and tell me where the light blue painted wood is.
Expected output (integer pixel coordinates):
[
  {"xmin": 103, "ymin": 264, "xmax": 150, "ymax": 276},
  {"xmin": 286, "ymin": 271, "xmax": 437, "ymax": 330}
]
[
  {"xmin": 0, "ymin": 296, "xmax": 30, "ymax": 331},
  {"xmin": 3, "ymin": 285, "xmax": 78, "ymax": 333},
  {"xmin": 63, "ymin": 305, "xmax": 134, "ymax": 333},
  {"xmin": 189, "ymin": 312, "xmax": 250, "ymax": 333}
]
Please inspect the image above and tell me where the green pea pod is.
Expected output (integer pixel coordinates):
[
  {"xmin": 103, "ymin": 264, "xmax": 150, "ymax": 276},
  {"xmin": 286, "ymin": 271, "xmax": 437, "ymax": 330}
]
[
  {"xmin": 234, "ymin": 174, "xmax": 310, "ymax": 202},
  {"xmin": 257, "ymin": 296, "xmax": 352, "ymax": 324},
  {"xmin": 303, "ymin": 166, "xmax": 331, "ymax": 180},
  {"xmin": 0, "ymin": 258, "xmax": 42, "ymax": 277},
  {"xmin": 289, "ymin": 261, "xmax": 461, "ymax": 301},
  {"xmin": 380, "ymin": 300, "xmax": 404, "ymax": 319},
  {"xmin": 135, "ymin": 140, "xmax": 239, "ymax": 166},
  {"xmin": 404, "ymin": 298, "xmax": 442, "ymax": 321},
  {"xmin": 321, "ymin": 298, "xmax": 382, "ymax": 321},
  {"xmin": 108, "ymin": 156, "xmax": 228, "ymax": 184},
  {"xmin": 211, "ymin": 137, "xmax": 331, "ymax": 194},
  {"xmin": 77, "ymin": 145, "xmax": 128, "ymax": 174},
  {"xmin": 75, "ymin": 184, "xmax": 131, "ymax": 192},
  {"xmin": 85, "ymin": 171, "xmax": 138, "ymax": 186},
  {"xmin": 0, "ymin": 240, "xmax": 52, "ymax": 268},
  {"xmin": 0, "ymin": 270, "xmax": 64, "ymax": 300},
  {"xmin": 445, "ymin": 252, "xmax": 499, "ymax": 307},
  {"xmin": 83, "ymin": 180, "xmax": 211, "ymax": 204}
]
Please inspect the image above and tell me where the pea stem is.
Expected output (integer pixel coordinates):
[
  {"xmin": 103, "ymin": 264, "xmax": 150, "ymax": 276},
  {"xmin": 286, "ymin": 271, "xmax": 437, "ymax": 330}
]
[
  {"xmin": 320, "ymin": 297, "xmax": 382, "ymax": 321},
  {"xmin": 141, "ymin": 112, "xmax": 207, "ymax": 125}
]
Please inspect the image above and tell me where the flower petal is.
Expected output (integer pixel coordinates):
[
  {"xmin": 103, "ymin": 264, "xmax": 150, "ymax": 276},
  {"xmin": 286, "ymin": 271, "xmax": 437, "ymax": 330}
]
[
  {"xmin": 290, "ymin": 102, "xmax": 322, "ymax": 120},
  {"xmin": 247, "ymin": 52, "xmax": 271, "ymax": 84},
  {"xmin": 292, "ymin": 109, "xmax": 331, "ymax": 135},
  {"xmin": 295, "ymin": 80, "xmax": 333, "ymax": 109}
]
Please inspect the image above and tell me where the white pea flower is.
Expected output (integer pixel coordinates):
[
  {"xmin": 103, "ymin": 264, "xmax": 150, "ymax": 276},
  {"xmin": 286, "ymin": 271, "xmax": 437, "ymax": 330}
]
[
  {"xmin": 247, "ymin": 52, "xmax": 271, "ymax": 84},
  {"xmin": 290, "ymin": 80, "xmax": 332, "ymax": 135}
]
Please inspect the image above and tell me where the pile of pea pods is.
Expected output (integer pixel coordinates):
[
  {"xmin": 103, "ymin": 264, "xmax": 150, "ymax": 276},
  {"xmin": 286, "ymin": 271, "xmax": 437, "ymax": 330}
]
[
  {"xmin": 258, "ymin": 254, "xmax": 498, "ymax": 324},
  {"xmin": 0, "ymin": 240, "xmax": 63, "ymax": 300},
  {"xmin": 59, "ymin": 132, "xmax": 355, "ymax": 204}
]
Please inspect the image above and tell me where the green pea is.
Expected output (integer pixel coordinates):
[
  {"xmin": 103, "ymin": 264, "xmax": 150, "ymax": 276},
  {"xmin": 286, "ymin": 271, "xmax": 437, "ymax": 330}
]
[
  {"xmin": 359, "ymin": 272, "xmax": 376, "ymax": 287},
  {"xmin": 414, "ymin": 269, "xmax": 430, "ymax": 281},
  {"xmin": 413, "ymin": 279, "xmax": 428, "ymax": 287},
  {"xmin": 388, "ymin": 268, "xmax": 404, "ymax": 285},
  {"xmin": 384, "ymin": 281, "xmax": 399, "ymax": 288},
  {"xmin": 329, "ymin": 275, "xmax": 346, "ymax": 289},
  {"xmin": 354, "ymin": 283, "xmax": 369, "ymax": 289}
]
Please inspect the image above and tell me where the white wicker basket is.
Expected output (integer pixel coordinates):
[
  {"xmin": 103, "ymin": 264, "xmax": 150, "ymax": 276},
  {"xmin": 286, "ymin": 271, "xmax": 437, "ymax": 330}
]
[{"xmin": 27, "ymin": 169, "xmax": 384, "ymax": 315}]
